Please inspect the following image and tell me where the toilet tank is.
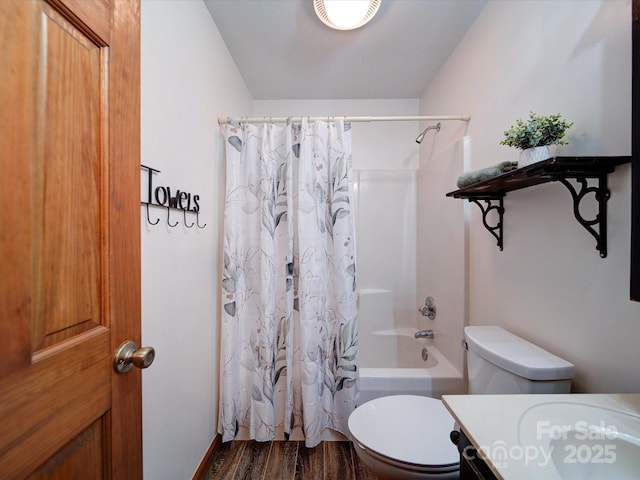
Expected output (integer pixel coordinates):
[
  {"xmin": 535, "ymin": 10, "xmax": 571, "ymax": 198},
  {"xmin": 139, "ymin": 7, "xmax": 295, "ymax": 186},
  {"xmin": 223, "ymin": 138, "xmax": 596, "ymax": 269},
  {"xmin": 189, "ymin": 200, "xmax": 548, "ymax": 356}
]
[{"xmin": 465, "ymin": 326, "xmax": 576, "ymax": 394}]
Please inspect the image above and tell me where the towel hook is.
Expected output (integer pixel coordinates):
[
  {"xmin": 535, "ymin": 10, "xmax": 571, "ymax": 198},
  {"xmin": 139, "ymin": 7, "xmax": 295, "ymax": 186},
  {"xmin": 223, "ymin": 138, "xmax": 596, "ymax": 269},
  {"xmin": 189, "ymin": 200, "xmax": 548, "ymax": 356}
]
[
  {"xmin": 183, "ymin": 209, "xmax": 194, "ymax": 228},
  {"xmin": 144, "ymin": 203, "xmax": 160, "ymax": 226},
  {"xmin": 166, "ymin": 206, "xmax": 179, "ymax": 227},
  {"xmin": 196, "ymin": 211, "xmax": 206, "ymax": 229}
]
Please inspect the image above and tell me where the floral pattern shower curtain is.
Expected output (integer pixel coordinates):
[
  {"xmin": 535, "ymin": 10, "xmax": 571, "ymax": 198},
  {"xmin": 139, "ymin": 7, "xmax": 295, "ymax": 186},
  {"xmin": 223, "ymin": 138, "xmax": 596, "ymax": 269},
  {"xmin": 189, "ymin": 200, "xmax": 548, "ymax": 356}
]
[{"xmin": 219, "ymin": 118, "xmax": 358, "ymax": 447}]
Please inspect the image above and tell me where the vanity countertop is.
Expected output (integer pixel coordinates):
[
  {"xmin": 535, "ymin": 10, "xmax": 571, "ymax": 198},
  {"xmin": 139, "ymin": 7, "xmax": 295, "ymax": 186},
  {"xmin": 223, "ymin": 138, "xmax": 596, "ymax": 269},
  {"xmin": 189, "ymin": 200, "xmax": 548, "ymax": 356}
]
[{"xmin": 442, "ymin": 393, "xmax": 640, "ymax": 480}]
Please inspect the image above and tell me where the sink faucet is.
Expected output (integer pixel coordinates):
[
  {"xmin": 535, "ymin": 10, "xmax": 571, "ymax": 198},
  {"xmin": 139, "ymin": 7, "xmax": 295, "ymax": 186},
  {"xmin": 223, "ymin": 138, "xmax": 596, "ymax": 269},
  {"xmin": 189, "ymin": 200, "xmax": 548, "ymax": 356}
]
[{"xmin": 414, "ymin": 329, "xmax": 434, "ymax": 339}]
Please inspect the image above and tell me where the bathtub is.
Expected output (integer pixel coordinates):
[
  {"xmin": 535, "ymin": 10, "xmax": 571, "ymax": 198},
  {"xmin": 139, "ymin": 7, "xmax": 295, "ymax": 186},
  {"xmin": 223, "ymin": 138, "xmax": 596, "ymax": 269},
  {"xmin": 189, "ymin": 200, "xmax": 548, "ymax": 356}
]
[{"xmin": 358, "ymin": 328, "xmax": 464, "ymax": 404}]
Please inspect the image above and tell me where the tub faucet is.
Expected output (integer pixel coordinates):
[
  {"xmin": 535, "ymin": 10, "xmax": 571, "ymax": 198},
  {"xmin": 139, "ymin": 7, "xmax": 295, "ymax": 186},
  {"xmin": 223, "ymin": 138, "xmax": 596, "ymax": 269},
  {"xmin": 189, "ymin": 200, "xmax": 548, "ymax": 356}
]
[{"xmin": 414, "ymin": 329, "xmax": 434, "ymax": 339}]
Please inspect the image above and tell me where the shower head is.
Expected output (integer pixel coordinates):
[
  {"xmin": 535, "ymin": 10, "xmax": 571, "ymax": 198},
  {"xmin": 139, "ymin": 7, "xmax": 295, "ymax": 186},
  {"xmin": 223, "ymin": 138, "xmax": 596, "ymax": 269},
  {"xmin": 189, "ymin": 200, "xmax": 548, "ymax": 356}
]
[{"xmin": 415, "ymin": 122, "xmax": 441, "ymax": 144}]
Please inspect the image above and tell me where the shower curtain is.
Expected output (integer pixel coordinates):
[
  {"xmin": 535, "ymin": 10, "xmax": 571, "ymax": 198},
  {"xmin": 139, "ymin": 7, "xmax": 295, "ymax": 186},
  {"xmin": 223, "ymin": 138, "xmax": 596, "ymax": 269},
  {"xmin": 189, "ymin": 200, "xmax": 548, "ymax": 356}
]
[{"xmin": 219, "ymin": 118, "xmax": 358, "ymax": 447}]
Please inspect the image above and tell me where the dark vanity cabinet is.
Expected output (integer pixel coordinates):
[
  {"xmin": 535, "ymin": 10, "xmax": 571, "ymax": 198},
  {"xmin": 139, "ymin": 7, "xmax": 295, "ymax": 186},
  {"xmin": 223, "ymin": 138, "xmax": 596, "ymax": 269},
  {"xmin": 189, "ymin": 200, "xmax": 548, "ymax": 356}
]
[{"xmin": 452, "ymin": 430, "xmax": 499, "ymax": 480}]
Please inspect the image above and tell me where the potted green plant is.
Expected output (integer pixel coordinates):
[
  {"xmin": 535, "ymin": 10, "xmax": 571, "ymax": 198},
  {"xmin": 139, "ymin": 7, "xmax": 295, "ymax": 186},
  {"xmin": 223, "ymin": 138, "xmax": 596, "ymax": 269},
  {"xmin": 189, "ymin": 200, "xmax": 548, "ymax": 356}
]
[{"xmin": 500, "ymin": 111, "xmax": 574, "ymax": 166}]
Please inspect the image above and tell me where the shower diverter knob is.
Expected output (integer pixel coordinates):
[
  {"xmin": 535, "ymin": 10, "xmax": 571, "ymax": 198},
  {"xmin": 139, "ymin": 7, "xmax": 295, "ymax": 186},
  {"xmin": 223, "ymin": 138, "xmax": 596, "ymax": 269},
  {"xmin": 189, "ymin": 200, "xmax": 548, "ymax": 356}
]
[{"xmin": 418, "ymin": 296, "xmax": 436, "ymax": 319}]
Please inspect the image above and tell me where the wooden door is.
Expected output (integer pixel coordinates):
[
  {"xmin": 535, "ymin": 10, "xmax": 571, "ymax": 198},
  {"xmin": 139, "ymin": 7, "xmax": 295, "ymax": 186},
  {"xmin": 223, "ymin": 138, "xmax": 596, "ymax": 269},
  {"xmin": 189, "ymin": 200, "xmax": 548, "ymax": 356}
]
[{"xmin": 0, "ymin": 0, "xmax": 142, "ymax": 478}]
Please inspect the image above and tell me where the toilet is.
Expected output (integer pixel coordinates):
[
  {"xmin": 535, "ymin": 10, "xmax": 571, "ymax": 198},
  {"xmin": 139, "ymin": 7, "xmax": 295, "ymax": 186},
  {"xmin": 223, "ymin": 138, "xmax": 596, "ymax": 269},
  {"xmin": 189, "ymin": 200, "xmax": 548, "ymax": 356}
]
[{"xmin": 348, "ymin": 326, "xmax": 576, "ymax": 479}]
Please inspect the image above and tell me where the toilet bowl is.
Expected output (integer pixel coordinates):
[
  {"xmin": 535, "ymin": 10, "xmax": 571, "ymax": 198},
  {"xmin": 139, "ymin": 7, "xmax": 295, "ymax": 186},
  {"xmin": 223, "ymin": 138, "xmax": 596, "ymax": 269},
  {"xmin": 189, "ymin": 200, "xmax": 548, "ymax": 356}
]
[
  {"xmin": 348, "ymin": 326, "xmax": 576, "ymax": 480},
  {"xmin": 348, "ymin": 395, "xmax": 459, "ymax": 479}
]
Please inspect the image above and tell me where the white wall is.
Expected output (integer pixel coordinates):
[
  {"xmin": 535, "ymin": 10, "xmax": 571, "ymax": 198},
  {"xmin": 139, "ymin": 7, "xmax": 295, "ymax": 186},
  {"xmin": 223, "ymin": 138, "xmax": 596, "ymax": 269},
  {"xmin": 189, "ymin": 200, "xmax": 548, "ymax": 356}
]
[
  {"xmin": 140, "ymin": 1, "xmax": 251, "ymax": 478},
  {"xmin": 418, "ymin": 0, "xmax": 640, "ymax": 392}
]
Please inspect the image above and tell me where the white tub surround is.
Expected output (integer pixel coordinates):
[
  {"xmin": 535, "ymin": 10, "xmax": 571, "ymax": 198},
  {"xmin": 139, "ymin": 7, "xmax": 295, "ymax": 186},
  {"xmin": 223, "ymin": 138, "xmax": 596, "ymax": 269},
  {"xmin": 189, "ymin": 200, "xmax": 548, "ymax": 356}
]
[
  {"xmin": 358, "ymin": 327, "xmax": 438, "ymax": 368},
  {"xmin": 443, "ymin": 394, "xmax": 640, "ymax": 480},
  {"xmin": 357, "ymin": 288, "xmax": 464, "ymax": 404},
  {"xmin": 358, "ymin": 330, "xmax": 464, "ymax": 404}
]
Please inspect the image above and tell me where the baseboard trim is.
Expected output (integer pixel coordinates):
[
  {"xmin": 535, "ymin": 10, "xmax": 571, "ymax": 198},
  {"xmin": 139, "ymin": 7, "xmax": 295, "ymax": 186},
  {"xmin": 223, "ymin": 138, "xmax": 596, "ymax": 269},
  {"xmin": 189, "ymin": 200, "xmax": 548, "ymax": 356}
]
[{"xmin": 192, "ymin": 433, "xmax": 222, "ymax": 480}]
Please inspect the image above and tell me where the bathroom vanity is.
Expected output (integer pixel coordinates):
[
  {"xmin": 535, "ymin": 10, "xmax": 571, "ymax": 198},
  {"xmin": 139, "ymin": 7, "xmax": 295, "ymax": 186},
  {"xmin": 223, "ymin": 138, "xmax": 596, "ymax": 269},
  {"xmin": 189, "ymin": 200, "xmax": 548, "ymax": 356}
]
[
  {"xmin": 443, "ymin": 393, "xmax": 640, "ymax": 480},
  {"xmin": 452, "ymin": 428, "xmax": 498, "ymax": 480}
]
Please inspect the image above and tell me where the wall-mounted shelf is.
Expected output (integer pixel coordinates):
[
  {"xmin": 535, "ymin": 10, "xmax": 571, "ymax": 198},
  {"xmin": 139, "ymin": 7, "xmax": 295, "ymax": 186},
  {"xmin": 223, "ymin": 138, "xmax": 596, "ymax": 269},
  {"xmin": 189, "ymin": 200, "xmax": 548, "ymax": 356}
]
[{"xmin": 446, "ymin": 156, "xmax": 631, "ymax": 257}]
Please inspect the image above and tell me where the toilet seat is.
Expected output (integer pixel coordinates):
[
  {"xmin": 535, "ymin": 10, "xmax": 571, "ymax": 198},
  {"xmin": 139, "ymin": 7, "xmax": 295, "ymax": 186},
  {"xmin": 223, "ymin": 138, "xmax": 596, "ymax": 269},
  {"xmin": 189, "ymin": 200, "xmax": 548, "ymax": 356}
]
[{"xmin": 348, "ymin": 395, "xmax": 459, "ymax": 472}]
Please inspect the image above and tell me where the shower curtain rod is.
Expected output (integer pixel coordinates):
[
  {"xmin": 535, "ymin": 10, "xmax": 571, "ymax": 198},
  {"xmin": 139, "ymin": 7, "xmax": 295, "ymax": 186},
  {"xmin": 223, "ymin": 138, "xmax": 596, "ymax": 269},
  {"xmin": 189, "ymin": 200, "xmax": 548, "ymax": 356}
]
[{"xmin": 217, "ymin": 114, "xmax": 470, "ymax": 125}]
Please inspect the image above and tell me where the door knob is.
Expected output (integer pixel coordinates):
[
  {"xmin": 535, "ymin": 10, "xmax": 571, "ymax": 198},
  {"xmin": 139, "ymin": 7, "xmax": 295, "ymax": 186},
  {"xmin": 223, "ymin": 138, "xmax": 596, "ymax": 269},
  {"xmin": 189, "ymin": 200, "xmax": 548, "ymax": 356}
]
[{"xmin": 114, "ymin": 340, "xmax": 155, "ymax": 373}]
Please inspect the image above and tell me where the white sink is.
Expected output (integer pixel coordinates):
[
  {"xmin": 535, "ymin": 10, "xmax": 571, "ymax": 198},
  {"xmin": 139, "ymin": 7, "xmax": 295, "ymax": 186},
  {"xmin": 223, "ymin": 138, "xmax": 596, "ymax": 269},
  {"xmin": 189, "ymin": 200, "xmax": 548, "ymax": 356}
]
[{"xmin": 517, "ymin": 401, "xmax": 640, "ymax": 479}]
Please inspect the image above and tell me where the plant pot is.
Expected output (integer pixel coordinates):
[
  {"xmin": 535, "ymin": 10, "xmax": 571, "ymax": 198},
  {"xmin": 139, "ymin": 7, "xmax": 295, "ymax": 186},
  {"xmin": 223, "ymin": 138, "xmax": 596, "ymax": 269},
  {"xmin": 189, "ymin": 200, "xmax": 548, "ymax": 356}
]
[
  {"xmin": 518, "ymin": 145, "xmax": 558, "ymax": 167},
  {"xmin": 519, "ymin": 146, "xmax": 553, "ymax": 167}
]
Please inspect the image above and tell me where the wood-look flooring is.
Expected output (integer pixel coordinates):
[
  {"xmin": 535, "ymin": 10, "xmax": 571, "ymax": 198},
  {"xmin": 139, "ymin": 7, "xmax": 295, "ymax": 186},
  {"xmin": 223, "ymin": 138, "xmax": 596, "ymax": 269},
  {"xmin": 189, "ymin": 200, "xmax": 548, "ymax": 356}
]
[{"xmin": 195, "ymin": 440, "xmax": 379, "ymax": 480}]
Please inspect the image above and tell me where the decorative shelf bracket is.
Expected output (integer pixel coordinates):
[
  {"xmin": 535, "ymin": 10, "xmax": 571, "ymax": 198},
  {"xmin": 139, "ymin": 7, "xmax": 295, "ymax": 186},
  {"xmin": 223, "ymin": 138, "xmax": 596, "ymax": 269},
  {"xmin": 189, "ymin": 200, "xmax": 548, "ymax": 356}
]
[
  {"xmin": 446, "ymin": 157, "xmax": 630, "ymax": 258},
  {"xmin": 556, "ymin": 174, "xmax": 610, "ymax": 258},
  {"xmin": 469, "ymin": 196, "xmax": 504, "ymax": 251}
]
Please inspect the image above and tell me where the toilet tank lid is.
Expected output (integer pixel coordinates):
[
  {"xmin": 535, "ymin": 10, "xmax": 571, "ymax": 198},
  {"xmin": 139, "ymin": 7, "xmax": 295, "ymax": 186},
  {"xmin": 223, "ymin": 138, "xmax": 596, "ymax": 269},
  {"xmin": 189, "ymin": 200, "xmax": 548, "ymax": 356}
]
[{"xmin": 464, "ymin": 326, "xmax": 576, "ymax": 381}]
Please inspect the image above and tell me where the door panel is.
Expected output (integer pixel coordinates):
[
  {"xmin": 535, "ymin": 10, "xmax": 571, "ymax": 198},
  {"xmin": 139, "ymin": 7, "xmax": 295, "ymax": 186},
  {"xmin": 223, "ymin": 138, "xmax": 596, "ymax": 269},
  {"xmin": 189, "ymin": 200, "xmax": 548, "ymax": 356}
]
[
  {"xmin": 28, "ymin": 418, "xmax": 105, "ymax": 480},
  {"xmin": 33, "ymin": 1, "xmax": 104, "ymax": 352},
  {"xmin": 0, "ymin": 334, "xmax": 110, "ymax": 478},
  {"xmin": 0, "ymin": 0, "xmax": 141, "ymax": 478}
]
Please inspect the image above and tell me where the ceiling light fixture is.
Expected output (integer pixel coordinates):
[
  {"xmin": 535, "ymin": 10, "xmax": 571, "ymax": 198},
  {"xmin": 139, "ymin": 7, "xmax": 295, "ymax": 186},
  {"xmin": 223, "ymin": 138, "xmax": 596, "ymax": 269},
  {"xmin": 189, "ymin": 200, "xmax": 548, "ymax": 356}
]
[{"xmin": 313, "ymin": 0, "xmax": 381, "ymax": 31}]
